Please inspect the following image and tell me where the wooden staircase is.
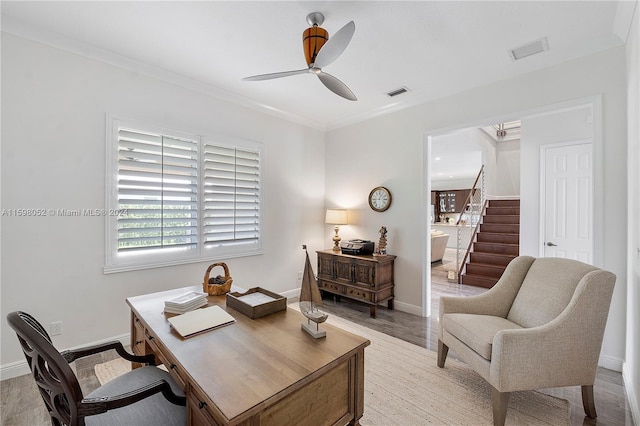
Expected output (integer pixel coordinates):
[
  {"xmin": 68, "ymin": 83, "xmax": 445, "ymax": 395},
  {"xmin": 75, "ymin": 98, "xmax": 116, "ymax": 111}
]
[{"xmin": 461, "ymin": 199, "xmax": 520, "ymax": 288}]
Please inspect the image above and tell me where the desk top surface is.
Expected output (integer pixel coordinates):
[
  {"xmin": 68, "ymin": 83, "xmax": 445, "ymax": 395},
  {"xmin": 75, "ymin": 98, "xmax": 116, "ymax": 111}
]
[{"xmin": 127, "ymin": 285, "xmax": 369, "ymax": 423}]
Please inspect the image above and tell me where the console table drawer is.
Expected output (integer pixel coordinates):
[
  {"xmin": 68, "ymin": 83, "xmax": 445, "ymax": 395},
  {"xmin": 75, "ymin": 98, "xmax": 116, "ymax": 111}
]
[
  {"xmin": 318, "ymin": 279, "xmax": 344, "ymax": 294},
  {"xmin": 345, "ymin": 286, "xmax": 372, "ymax": 302}
]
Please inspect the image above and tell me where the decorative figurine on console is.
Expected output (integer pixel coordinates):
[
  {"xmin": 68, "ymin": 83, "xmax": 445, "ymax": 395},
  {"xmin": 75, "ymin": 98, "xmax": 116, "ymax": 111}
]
[{"xmin": 375, "ymin": 226, "xmax": 388, "ymax": 256}]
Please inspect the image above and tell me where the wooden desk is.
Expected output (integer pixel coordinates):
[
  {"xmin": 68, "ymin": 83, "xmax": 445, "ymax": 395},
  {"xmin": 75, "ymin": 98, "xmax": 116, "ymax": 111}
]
[{"xmin": 127, "ymin": 286, "xmax": 370, "ymax": 425}]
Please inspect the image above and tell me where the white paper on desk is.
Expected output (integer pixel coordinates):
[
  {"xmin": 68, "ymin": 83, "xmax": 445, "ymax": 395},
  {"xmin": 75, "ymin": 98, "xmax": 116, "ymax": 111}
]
[
  {"xmin": 237, "ymin": 292, "xmax": 277, "ymax": 307},
  {"xmin": 168, "ymin": 305, "xmax": 235, "ymax": 338}
]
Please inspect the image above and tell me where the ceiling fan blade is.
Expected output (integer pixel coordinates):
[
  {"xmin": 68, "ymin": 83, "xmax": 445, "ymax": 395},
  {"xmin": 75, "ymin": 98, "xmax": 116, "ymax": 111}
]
[
  {"xmin": 313, "ymin": 21, "xmax": 355, "ymax": 69},
  {"xmin": 316, "ymin": 71, "xmax": 357, "ymax": 101},
  {"xmin": 243, "ymin": 68, "xmax": 309, "ymax": 81}
]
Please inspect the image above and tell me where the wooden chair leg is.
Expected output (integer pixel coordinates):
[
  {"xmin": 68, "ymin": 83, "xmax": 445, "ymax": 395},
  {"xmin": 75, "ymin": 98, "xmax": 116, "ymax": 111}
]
[
  {"xmin": 437, "ymin": 340, "xmax": 448, "ymax": 368},
  {"xmin": 491, "ymin": 387, "xmax": 510, "ymax": 426},
  {"xmin": 582, "ymin": 385, "xmax": 597, "ymax": 419}
]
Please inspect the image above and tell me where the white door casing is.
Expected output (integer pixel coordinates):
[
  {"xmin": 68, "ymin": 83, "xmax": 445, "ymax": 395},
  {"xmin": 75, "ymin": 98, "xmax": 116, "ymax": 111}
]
[{"xmin": 541, "ymin": 141, "xmax": 593, "ymax": 262}]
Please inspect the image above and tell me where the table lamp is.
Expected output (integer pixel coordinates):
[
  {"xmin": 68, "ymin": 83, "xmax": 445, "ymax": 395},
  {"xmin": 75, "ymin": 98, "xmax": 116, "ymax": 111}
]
[{"xmin": 325, "ymin": 209, "xmax": 348, "ymax": 251}]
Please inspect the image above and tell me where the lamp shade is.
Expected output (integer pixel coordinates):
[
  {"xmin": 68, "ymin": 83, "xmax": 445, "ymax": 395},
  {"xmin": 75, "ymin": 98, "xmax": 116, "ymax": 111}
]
[{"xmin": 325, "ymin": 209, "xmax": 348, "ymax": 225}]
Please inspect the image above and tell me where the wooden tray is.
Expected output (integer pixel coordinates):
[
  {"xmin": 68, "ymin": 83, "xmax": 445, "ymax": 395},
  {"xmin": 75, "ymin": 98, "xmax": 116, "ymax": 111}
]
[{"xmin": 225, "ymin": 287, "xmax": 287, "ymax": 319}]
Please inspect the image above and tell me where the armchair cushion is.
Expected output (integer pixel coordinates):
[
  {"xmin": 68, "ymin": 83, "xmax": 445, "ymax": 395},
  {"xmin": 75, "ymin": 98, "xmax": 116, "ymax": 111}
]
[
  {"xmin": 506, "ymin": 257, "xmax": 598, "ymax": 327},
  {"xmin": 85, "ymin": 366, "xmax": 186, "ymax": 426},
  {"xmin": 442, "ymin": 314, "xmax": 522, "ymax": 360}
]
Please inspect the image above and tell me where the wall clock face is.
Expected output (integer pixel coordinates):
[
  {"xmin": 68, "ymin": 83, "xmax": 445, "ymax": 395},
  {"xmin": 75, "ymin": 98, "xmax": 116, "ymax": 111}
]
[{"xmin": 368, "ymin": 186, "xmax": 392, "ymax": 212}]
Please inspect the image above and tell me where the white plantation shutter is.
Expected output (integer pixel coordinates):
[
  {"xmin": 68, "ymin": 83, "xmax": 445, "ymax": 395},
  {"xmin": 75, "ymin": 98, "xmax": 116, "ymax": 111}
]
[
  {"xmin": 203, "ymin": 144, "xmax": 260, "ymax": 247},
  {"xmin": 106, "ymin": 117, "xmax": 262, "ymax": 273},
  {"xmin": 117, "ymin": 128, "xmax": 198, "ymax": 253}
]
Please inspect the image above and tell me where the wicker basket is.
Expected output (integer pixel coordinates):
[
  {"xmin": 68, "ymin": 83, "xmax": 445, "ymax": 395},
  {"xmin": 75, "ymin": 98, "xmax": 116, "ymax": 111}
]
[{"xmin": 203, "ymin": 262, "xmax": 233, "ymax": 296}]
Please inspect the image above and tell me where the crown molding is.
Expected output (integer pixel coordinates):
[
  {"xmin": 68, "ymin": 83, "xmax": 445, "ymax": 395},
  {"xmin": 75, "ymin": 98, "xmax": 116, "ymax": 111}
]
[
  {"xmin": 612, "ymin": 0, "xmax": 638, "ymax": 43},
  {"xmin": 1, "ymin": 14, "xmax": 328, "ymax": 131}
]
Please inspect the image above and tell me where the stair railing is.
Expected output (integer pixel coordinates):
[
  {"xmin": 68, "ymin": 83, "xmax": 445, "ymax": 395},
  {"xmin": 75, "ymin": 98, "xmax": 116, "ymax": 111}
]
[{"xmin": 455, "ymin": 166, "xmax": 486, "ymax": 282}]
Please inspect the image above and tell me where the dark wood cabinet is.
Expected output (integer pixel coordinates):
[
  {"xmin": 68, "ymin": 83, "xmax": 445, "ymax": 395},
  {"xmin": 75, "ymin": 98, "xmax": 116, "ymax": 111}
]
[
  {"xmin": 316, "ymin": 250, "xmax": 396, "ymax": 318},
  {"xmin": 432, "ymin": 189, "xmax": 473, "ymax": 218},
  {"xmin": 454, "ymin": 189, "xmax": 472, "ymax": 212},
  {"xmin": 438, "ymin": 191, "xmax": 457, "ymax": 213}
]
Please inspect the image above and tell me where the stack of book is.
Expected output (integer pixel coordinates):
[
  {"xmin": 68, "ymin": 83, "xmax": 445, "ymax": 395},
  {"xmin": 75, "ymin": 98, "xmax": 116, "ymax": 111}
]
[{"xmin": 164, "ymin": 291, "xmax": 208, "ymax": 314}]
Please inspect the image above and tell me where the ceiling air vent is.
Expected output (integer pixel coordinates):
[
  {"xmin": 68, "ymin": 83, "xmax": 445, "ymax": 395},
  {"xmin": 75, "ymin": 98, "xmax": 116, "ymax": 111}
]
[
  {"xmin": 508, "ymin": 37, "xmax": 549, "ymax": 61},
  {"xmin": 386, "ymin": 86, "xmax": 410, "ymax": 98}
]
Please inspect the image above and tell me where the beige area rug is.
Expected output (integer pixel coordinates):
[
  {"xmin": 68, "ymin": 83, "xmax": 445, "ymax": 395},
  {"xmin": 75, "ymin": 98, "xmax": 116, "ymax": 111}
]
[{"xmin": 96, "ymin": 310, "xmax": 569, "ymax": 425}]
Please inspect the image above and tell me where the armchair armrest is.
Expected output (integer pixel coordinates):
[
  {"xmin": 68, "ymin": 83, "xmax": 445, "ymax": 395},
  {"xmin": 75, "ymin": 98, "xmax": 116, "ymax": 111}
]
[
  {"xmin": 439, "ymin": 256, "xmax": 535, "ymax": 323},
  {"xmin": 77, "ymin": 379, "xmax": 186, "ymax": 417},
  {"xmin": 61, "ymin": 341, "xmax": 156, "ymax": 365},
  {"xmin": 489, "ymin": 269, "xmax": 616, "ymax": 392}
]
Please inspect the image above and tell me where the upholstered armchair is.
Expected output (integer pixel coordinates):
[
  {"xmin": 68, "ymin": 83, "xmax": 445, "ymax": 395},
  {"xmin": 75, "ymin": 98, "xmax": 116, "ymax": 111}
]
[{"xmin": 437, "ymin": 256, "xmax": 616, "ymax": 426}]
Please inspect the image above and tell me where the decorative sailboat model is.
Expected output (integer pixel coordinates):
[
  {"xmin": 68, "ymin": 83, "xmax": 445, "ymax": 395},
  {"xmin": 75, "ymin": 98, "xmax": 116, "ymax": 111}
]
[{"xmin": 300, "ymin": 245, "xmax": 328, "ymax": 338}]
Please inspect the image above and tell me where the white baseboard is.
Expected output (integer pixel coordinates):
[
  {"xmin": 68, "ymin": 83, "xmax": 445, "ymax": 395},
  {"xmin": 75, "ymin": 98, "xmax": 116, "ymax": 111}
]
[
  {"xmin": 599, "ymin": 354, "xmax": 623, "ymax": 372},
  {"xmin": 1, "ymin": 333, "xmax": 130, "ymax": 381},
  {"xmin": 280, "ymin": 287, "xmax": 301, "ymax": 300},
  {"xmin": 623, "ymin": 363, "xmax": 640, "ymax": 426},
  {"xmin": 283, "ymin": 286, "xmax": 422, "ymax": 317},
  {"xmin": 393, "ymin": 300, "xmax": 422, "ymax": 316}
]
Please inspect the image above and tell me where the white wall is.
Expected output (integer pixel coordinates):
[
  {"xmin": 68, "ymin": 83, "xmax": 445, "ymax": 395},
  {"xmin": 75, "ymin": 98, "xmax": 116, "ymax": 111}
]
[
  {"xmin": 325, "ymin": 46, "xmax": 628, "ymax": 365},
  {"xmin": 495, "ymin": 140, "xmax": 520, "ymax": 196},
  {"xmin": 625, "ymin": 1, "xmax": 640, "ymax": 421},
  {"xmin": 431, "ymin": 179, "xmax": 476, "ymax": 192},
  {"xmin": 519, "ymin": 105, "xmax": 596, "ymax": 258},
  {"xmin": 430, "ymin": 128, "xmax": 486, "ymax": 193},
  {"xmin": 1, "ymin": 34, "xmax": 326, "ymax": 370},
  {"xmin": 519, "ymin": 104, "xmax": 627, "ymax": 370}
]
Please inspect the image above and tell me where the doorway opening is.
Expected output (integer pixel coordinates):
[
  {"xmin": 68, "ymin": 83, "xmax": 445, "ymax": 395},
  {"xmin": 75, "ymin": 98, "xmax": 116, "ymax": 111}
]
[
  {"xmin": 422, "ymin": 96, "xmax": 602, "ymax": 319},
  {"xmin": 427, "ymin": 122, "xmax": 521, "ymax": 317}
]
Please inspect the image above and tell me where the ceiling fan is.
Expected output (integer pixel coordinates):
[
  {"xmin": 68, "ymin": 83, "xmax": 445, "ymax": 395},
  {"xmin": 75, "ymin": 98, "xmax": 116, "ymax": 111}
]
[{"xmin": 243, "ymin": 12, "xmax": 357, "ymax": 101}]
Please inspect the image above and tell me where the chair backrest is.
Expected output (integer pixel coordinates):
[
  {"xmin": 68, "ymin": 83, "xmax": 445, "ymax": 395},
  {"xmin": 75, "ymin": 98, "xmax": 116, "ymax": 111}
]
[
  {"xmin": 506, "ymin": 257, "xmax": 600, "ymax": 328},
  {"xmin": 7, "ymin": 311, "xmax": 85, "ymax": 426}
]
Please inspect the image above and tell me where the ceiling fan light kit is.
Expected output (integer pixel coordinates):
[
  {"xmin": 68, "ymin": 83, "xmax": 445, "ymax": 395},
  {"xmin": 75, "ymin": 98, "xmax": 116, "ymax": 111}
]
[
  {"xmin": 243, "ymin": 12, "xmax": 357, "ymax": 101},
  {"xmin": 303, "ymin": 13, "xmax": 328, "ymax": 66}
]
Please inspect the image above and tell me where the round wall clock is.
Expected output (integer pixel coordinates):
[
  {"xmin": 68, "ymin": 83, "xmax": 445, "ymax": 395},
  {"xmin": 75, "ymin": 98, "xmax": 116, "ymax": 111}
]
[{"xmin": 368, "ymin": 186, "xmax": 392, "ymax": 212}]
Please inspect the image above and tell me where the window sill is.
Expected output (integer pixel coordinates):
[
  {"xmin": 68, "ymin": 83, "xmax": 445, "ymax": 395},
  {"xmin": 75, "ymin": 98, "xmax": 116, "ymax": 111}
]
[{"xmin": 103, "ymin": 249, "xmax": 264, "ymax": 274}]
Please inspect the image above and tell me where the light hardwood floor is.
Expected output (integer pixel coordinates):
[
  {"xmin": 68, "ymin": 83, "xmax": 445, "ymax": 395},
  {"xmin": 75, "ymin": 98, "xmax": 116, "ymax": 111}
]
[{"xmin": 1, "ymin": 249, "xmax": 634, "ymax": 425}]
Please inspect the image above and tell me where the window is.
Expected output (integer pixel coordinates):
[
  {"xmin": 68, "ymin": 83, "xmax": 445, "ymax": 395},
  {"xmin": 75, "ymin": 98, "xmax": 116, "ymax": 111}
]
[{"xmin": 105, "ymin": 117, "xmax": 262, "ymax": 273}]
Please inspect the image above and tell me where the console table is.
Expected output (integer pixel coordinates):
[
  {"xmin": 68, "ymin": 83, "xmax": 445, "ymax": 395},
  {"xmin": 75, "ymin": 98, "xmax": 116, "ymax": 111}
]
[
  {"xmin": 127, "ymin": 285, "xmax": 369, "ymax": 425},
  {"xmin": 316, "ymin": 250, "xmax": 396, "ymax": 318}
]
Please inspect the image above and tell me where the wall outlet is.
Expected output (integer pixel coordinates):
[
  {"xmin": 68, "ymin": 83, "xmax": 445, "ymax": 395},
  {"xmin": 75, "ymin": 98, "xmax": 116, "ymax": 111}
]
[
  {"xmin": 50, "ymin": 321, "xmax": 63, "ymax": 336},
  {"xmin": 297, "ymin": 271, "xmax": 303, "ymax": 280}
]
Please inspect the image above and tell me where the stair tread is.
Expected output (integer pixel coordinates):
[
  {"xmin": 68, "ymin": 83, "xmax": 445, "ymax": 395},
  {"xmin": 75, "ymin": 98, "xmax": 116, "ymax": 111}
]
[
  {"xmin": 462, "ymin": 274, "xmax": 499, "ymax": 281},
  {"xmin": 467, "ymin": 262, "xmax": 508, "ymax": 269},
  {"xmin": 462, "ymin": 274, "xmax": 499, "ymax": 286},
  {"xmin": 471, "ymin": 252, "xmax": 517, "ymax": 258}
]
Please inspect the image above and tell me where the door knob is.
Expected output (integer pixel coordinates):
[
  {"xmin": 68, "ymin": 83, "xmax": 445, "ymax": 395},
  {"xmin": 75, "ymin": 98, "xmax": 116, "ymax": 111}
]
[{"xmin": 546, "ymin": 242, "xmax": 557, "ymax": 247}]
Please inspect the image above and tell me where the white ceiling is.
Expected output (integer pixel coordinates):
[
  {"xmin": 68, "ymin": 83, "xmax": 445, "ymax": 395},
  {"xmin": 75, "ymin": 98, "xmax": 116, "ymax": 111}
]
[
  {"xmin": 431, "ymin": 129, "xmax": 484, "ymax": 183},
  {"xmin": 1, "ymin": 1, "xmax": 630, "ymax": 130}
]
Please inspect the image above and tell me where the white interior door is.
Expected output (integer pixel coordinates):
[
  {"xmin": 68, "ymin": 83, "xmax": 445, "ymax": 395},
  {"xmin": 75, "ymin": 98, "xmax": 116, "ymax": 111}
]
[{"xmin": 542, "ymin": 141, "xmax": 593, "ymax": 262}]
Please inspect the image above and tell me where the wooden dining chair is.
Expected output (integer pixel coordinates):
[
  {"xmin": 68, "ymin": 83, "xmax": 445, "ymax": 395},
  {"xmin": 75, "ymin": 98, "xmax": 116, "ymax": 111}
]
[{"xmin": 7, "ymin": 311, "xmax": 187, "ymax": 426}]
